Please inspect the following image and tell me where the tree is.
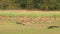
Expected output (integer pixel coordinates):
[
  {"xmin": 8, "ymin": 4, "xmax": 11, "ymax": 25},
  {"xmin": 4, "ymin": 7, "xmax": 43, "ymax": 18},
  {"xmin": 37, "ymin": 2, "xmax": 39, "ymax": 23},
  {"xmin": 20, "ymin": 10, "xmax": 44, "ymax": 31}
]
[
  {"xmin": 0, "ymin": 0, "xmax": 60, "ymax": 10},
  {"xmin": 32, "ymin": 0, "xmax": 40, "ymax": 9},
  {"xmin": 44, "ymin": 0, "xmax": 50, "ymax": 11}
]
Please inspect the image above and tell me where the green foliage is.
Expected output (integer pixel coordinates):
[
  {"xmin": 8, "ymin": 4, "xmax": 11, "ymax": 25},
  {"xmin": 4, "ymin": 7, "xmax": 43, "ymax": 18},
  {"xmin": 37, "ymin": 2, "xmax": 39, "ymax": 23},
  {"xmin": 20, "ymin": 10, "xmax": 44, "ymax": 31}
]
[{"xmin": 0, "ymin": 0, "xmax": 60, "ymax": 10}]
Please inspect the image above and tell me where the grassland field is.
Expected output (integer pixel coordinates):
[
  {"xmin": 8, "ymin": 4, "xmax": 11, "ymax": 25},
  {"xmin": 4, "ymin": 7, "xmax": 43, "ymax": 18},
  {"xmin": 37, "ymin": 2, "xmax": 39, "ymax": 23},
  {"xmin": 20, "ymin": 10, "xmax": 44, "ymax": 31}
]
[{"xmin": 0, "ymin": 10, "xmax": 60, "ymax": 34}]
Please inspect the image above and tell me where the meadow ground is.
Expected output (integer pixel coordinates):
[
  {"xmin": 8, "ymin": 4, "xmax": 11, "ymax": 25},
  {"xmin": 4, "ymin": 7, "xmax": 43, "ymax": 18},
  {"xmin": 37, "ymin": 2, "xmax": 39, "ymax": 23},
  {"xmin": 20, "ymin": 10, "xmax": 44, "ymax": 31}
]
[{"xmin": 0, "ymin": 10, "xmax": 60, "ymax": 34}]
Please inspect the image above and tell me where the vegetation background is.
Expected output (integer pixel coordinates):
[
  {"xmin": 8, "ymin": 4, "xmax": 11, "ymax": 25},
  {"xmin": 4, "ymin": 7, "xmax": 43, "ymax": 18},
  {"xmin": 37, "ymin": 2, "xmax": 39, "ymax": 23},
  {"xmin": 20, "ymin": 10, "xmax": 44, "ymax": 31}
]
[{"xmin": 0, "ymin": 0, "xmax": 60, "ymax": 11}]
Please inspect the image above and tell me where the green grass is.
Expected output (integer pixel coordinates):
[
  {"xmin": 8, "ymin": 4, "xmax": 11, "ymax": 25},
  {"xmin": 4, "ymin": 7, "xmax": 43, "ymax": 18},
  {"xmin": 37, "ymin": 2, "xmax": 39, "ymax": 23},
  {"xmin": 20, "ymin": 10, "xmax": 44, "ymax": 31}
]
[
  {"xmin": 0, "ymin": 11, "xmax": 60, "ymax": 34},
  {"xmin": 0, "ymin": 23, "xmax": 60, "ymax": 34},
  {"xmin": 0, "ymin": 12, "xmax": 60, "ymax": 18}
]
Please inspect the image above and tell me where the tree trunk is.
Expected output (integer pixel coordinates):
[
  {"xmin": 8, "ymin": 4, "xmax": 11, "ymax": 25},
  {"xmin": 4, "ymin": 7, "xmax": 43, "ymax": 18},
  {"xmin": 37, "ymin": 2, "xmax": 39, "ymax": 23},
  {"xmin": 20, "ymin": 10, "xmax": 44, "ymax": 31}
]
[{"xmin": 44, "ymin": 0, "xmax": 49, "ymax": 11}]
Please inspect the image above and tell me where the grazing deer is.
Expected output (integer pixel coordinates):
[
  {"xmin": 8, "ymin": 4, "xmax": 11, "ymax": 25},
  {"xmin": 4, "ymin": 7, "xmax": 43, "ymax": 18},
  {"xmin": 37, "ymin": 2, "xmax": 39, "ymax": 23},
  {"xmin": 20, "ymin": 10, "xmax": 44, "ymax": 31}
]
[
  {"xmin": 16, "ymin": 21, "xmax": 22, "ymax": 25},
  {"xmin": 22, "ymin": 22, "xmax": 32, "ymax": 26},
  {"xmin": 34, "ymin": 17, "xmax": 44, "ymax": 24},
  {"xmin": 45, "ymin": 16, "xmax": 56, "ymax": 24}
]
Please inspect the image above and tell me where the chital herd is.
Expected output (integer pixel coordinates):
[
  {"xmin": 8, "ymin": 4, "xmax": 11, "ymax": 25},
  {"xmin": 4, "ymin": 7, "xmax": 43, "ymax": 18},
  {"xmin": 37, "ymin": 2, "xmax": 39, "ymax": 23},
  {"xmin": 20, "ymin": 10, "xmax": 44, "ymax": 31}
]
[
  {"xmin": 16, "ymin": 16, "xmax": 56, "ymax": 26},
  {"xmin": 0, "ymin": 16, "xmax": 56, "ymax": 25},
  {"xmin": 16, "ymin": 16, "xmax": 33, "ymax": 26}
]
